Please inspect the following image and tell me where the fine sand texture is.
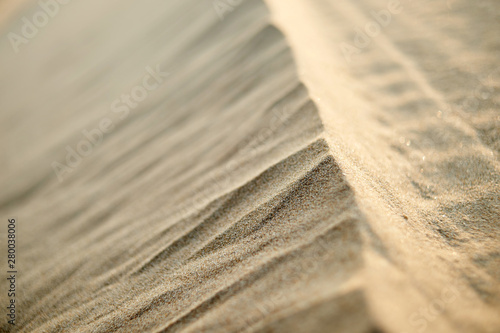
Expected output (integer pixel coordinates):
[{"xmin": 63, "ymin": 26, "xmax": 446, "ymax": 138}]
[{"xmin": 0, "ymin": 0, "xmax": 499, "ymax": 332}]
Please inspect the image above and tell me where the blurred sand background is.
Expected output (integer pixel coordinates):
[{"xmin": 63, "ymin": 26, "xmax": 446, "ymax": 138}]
[
  {"xmin": 0, "ymin": 0, "xmax": 499, "ymax": 332},
  {"xmin": 0, "ymin": 0, "xmax": 28, "ymax": 27}
]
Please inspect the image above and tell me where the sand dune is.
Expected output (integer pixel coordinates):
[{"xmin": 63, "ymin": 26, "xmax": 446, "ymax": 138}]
[{"xmin": 0, "ymin": 0, "xmax": 499, "ymax": 332}]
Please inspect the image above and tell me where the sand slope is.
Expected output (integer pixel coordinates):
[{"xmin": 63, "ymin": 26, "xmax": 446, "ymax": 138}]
[{"xmin": 0, "ymin": 0, "xmax": 499, "ymax": 332}]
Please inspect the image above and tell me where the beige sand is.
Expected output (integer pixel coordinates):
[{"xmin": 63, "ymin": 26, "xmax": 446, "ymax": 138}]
[
  {"xmin": 0, "ymin": 0, "xmax": 499, "ymax": 332},
  {"xmin": 0, "ymin": 0, "xmax": 30, "ymax": 29}
]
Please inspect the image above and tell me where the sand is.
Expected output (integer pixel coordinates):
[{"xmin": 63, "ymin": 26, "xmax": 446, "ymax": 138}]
[{"xmin": 0, "ymin": 0, "xmax": 499, "ymax": 332}]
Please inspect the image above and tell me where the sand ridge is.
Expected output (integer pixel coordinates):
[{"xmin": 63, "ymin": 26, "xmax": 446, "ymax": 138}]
[{"xmin": 0, "ymin": 0, "xmax": 499, "ymax": 332}]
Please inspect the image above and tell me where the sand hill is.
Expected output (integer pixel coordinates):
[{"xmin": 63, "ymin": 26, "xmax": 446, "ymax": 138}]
[{"xmin": 0, "ymin": 0, "xmax": 499, "ymax": 332}]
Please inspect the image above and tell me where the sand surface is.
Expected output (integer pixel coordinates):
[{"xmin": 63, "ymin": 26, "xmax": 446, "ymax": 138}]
[{"xmin": 0, "ymin": 0, "xmax": 499, "ymax": 332}]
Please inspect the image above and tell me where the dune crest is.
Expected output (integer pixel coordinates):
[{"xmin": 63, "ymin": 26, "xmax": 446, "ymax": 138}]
[{"xmin": 0, "ymin": 0, "xmax": 498, "ymax": 332}]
